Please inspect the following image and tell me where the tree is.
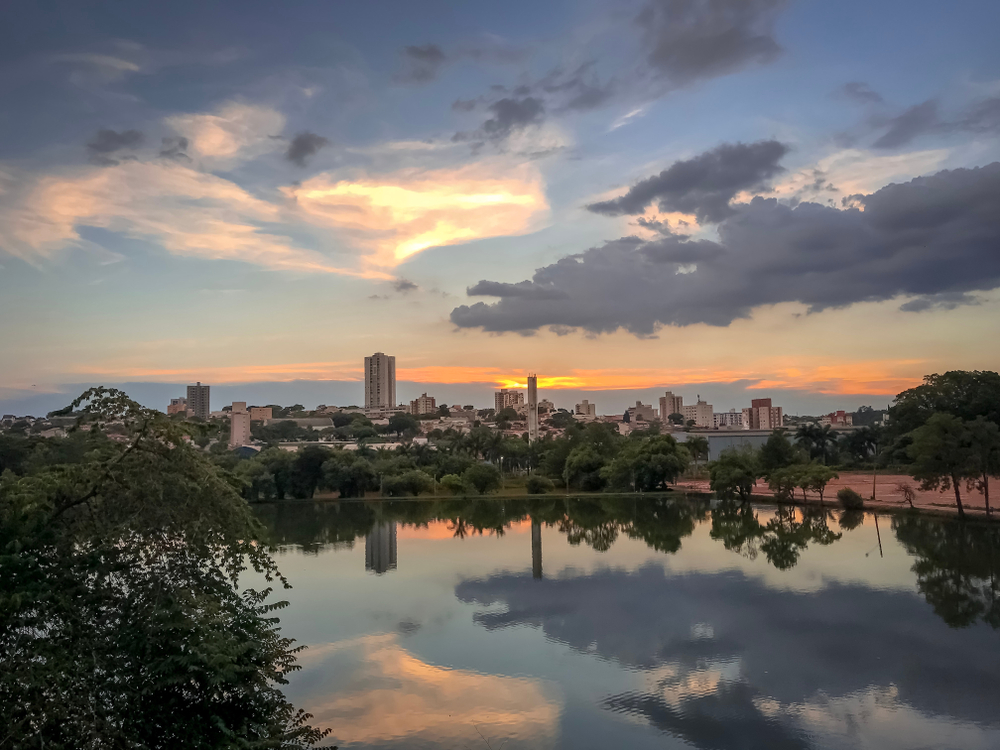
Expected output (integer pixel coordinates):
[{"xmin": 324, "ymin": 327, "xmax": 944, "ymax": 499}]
[
  {"xmin": 0, "ymin": 388, "xmax": 328, "ymax": 747},
  {"xmin": 462, "ymin": 463, "xmax": 502, "ymax": 495},
  {"xmin": 439, "ymin": 473, "xmax": 465, "ymax": 495},
  {"xmin": 908, "ymin": 413, "xmax": 976, "ymax": 518},
  {"xmin": 759, "ymin": 430, "xmax": 797, "ymax": 479},
  {"xmin": 667, "ymin": 412, "xmax": 685, "ymax": 426},
  {"xmin": 686, "ymin": 435, "xmax": 709, "ymax": 471},
  {"xmin": 767, "ymin": 465, "xmax": 802, "ymax": 501},
  {"xmin": 382, "ymin": 469, "xmax": 434, "ymax": 497},
  {"xmin": 526, "ymin": 475, "xmax": 554, "ymax": 494},
  {"xmin": 708, "ymin": 447, "xmax": 759, "ymax": 502},
  {"xmin": 565, "ymin": 445, "xmax": 608, "ymax": 491},
  {"xmin": 890, "ymin": 370, "xmax": 1000, "ymax": 436},
  {"xmin": 800, "ymin": 463, "xmax": 838, "ymax": 504},
  {"xmin": 548, "ymin": 411, "xmax": 576, "ymax": 430},
  {"xmin": 322, "ymin": 451, "xmax": 375, "ymax": 497},
  {"xmin": 966, "ymin": 416, "xmax": 1000, "ymax": 517},
  {"xmin": 387, "ymin": 412, "xmax": 419, "ymax": 437}
]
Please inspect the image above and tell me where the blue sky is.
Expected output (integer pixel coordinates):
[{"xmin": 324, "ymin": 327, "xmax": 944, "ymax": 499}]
[{"xmin": 2, "ymin": 0, "xmax": 999, "ymax": 416}]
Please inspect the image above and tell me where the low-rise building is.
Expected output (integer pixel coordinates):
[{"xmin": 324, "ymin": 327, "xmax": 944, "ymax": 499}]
[
  {"xmin": 167, "ymin": 397, "xmax": 187, "ymax": 416},
  {"xmin": 713, "ymin": 410, "xmax": 744, "ymax": 429},
  {"xmin": 820, "ymin": 410, "xmax": 854, "ymax": 427},
  {"xmin": 410, "ymin": 393, "xmax": 437, "ymax": 415},
  {"xmin": 625, "ymin": 401, "xmax": 657, "ymax": 423},
  {"xmin": 249, "ymin": 406, "xmax": 272, "ymax": 421}
]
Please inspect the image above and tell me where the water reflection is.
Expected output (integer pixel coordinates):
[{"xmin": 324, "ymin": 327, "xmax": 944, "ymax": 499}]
[{"xmin": 254, "ymin": 498, "xmax": 1000, "ymax": 749}]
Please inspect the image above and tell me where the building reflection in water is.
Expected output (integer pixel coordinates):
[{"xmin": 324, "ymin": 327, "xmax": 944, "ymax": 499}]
[
  {"xmin": 365, "ymin": 521, "xmax": 397, "ymax": 574},
  {"xmin": 531, "ymin": 520, "xmax": 542, "ymax": 580}
]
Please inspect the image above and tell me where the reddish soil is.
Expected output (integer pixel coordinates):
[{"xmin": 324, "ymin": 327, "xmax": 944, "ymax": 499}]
[{"xmin": 676, "ymin": 472, "xmax": 994, "ymax": 517}]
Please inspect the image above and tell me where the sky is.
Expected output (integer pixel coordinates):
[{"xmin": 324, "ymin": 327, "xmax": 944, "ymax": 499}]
[{"xmin": 2, "ymin": 0, "xmax": 999, "ymax": 416}]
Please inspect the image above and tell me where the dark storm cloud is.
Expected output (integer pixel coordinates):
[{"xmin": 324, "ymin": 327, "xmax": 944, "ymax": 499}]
[
  {"xmin": 159, "ymin": 136, "xmax": 189, "ymax": 160},
  {"xmin": 839, "ymin": 81, "xmax": 884, "ymax": 105},
  {"xmin": 637, "ymin": 0, "xmax": 788, "ymax": 86},
  {"xmin": 86, "ymin": 128, "xmax": 143, "ymax": 165},
  {"xmin": 451, "ymin": 162, "xmax": 1000, "ymax": 336},
  {"xmin": 285, "ymin": 132, "xmax": 329, "ymax": 167},
  {"xmin": 455, "ymin": 564, "xmax": 1000, "ymax": 732},
  {"xmin": 586, "ymin": 140, "xmax": 789, "ymax": 223},
  {"xmin": 466, "ymin": 280, "xmax": 568, "ymax": 301}
]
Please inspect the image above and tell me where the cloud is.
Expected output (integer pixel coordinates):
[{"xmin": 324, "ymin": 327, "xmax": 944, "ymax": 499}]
[
  {"xmin": 453, "ymin": 96, "xmax": 546, "ymax": 146},
  {"xmin": 86, "ymin": 129, "xmax": 143, "ymax": 166},
  {"xmin": 872, "ymin": 100, "xmax": 941, "ymax": 149},
  {"xmin": 159, "ymin": 136, "xmax": 189, "ymax": 160},
  {"xmin": 285, "ymin": 131, "xmax": 330, "ymax": 167},
  {"xmin": 637, "ymin": 0, "xmax": 788, "ymax": 86},
  {"xmin": 839, "ymin": 81, "xmax": 884, "ymax": 105},
  {"xmin": 393, "ymin": 278, "xmax": 418, "ymax": 293},
  {"xmin": 586, "ymin": 140, "xmax": 789, "ymax": 223},
  {"xmin": 165, "ymin": 101, "xmax": 285, "ymax": 166},
  {"xmin": 284, "ymin": 161, "xmax": 549, "ymax": 268},
  {"xmin": 0, "ymin": 160, "xmax": 380, "ymax": 277},
  {"xmin": 452, "ymin": 162, "xmax": 1000, "ymax": 335},
  {"xmin": 870, "ymin": 96, "xmax": 1000, "ymax": 149},
  {"xmin": 395, "ymin": 44, "xmax": 448, "ymax": 83}
]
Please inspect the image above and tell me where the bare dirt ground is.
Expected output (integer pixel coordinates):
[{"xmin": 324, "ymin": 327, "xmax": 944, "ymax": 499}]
[{"xmin": 676, "ymin": 472, "xmax": 993, "ymax": 517}]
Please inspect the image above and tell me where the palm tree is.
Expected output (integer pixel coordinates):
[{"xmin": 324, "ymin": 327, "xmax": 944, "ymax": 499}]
[{"xmin": 687, "ymin": 435, "xmax": 709, "ymax": 472}]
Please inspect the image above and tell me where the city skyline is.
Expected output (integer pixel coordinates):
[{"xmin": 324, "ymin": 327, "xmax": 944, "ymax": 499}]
[{"xmin": 2, "ymin": 1, "xmax": 999, "ymax": 416}]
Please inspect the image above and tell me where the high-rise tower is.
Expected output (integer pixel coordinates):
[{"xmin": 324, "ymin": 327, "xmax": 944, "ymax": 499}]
[
  {"xmin": 186, "ymin": 382, "xmax": 210, "ymax": 420},
  {"xmin": 364, "ymin": 352, "xmax": 396, "ymax": 410},
  {"xmin": 527, "ymin": 374, "xmax": 539, "ymax": 443}
]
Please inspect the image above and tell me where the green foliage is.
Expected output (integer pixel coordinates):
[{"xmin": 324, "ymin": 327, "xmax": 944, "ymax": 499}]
[
  {"xmin": 603, "ymin": 435, "xmax": 690, "ymax": 491},
  {"xmin": 708, "ymin": 447, "xmax": 759, "ymax": 501},
  {"xmin": 547, "ymin": 411, "xmax": 577, "ymax": 429},
  {"xmin": 0, "ymin": 388, "xmax": 328, "ymax": 747},
  {"xmin": 438, "ymin": 473, "xmax": 466, "ymax": 495},
  {"xmin": 387, "ymin": 412, "xmax": 420, "ymax": 436},
  {"xmin": 322, "ymin": 451, "xmax": 376, "ymax": 498},
  {"xmin": 565, "ymin": 445, "xmax": 608, "ymax": 491},
  {"xmin": 890, "ymin": 370, "xmax": 1000, "ymax": 436},
  {"xmin": 908, "ymin": 412, "xmax": 976, "ymax": 517},
  {"xmin": 767, "ymin": 465, "xmax": 802, "ymax": 501},
  {"xmin": 382, "ymin": 469, "xmax": 434, "ymax": 497},
  {"xmin": 462, "ymin": 463, "xmax": 502, "ymax": 495},
  {"xmin": 837, "ymin": 487, "xmax": 866, "ymax": 509},
  {"xmin": 525, "ymin": 475, "xmax": 554, "ymax": 494},
  {"xmin": 759, "ymin": 430, "xmax": 797, "ymax": 479}
]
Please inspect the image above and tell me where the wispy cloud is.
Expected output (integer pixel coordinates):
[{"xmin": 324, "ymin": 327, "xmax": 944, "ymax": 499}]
[
  {"xmin": 285, "ymin": 161, "xmax": 549, "ymax": 268},
  {"xmin": 165, "ymin": 101, "xmax": 285, "ymax": 166}
]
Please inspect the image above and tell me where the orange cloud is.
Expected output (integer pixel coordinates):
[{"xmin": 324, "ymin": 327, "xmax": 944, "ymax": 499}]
[
  {"xmin": 65, "ymin": 359, "xmax": 925, "ymax": 396},
  {"xmin": 284, "ymin": 161, "xmax": 549, "ymax": 268},
  {"xmin": 300, "ymin": 634, "xmax": 559, "ymax": 746}
]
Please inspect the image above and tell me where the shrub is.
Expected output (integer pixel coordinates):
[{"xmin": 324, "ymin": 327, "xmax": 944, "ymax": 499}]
[
  {"xmin": 438, "ymin": 473, "xmax": 465, "ymax": 495},
  {"xmin": 525, "ymin": 475, "xmax": 554, "ymax": 495},
  {"xmin": 462, "ymin": 463, "xmax": 502, "ymax": 495},
  {"xmin": 837, "ymin": 487, "xmax": 865, "ymax": 509}
]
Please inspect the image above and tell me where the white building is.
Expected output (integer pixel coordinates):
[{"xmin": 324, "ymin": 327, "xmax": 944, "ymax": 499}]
[
  {"xmin": 713, "ymin": 409, "xmax": 744, "ymax": 429},
  {"xmin": 229, "ymin": 402, "xmax": 251, "ymax": 448},
  {"xmin": 575, "ymin": 399, "xmax": 597, "ymax": 418},
  {"xmin": 364, "ymin": 352, "xmax": 396, "ymax": 410},
  {"xmin": 659, "ymin": 392, "xmax": 684, "ymax": 422},
  {"xmin": 682, "ymin": 398, "xmax": 714, "ymax": 428}
]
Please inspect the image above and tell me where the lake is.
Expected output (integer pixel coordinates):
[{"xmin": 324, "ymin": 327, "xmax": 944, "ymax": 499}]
[{"xmin": 253, "ymin": 497, "xmax": 1000, "ymax": 750}]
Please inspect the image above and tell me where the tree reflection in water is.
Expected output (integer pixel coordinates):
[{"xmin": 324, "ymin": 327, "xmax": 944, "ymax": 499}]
[{"xmin": 255, "ymin": 496, "xmax": 1000, "ymax": 631}]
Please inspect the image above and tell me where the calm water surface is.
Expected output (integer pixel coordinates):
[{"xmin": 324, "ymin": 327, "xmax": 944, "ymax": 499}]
[{"xmin": 253, "ymin": 497, "xmax": 1000, "ymax": 750}]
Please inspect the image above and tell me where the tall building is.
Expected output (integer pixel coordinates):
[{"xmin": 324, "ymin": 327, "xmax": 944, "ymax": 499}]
[
  {"xmin": 409, "ymin": 393, "xmax": 437, "ymax": 415},
  {"xmin": 575, "ymin": 399, "xmax": 597, "ymax": 417},
  {"xmin": 659, "ymin": 392, "xmax": 684, "ymax": 422},
  {"xmin": 743, "ymin": 398, "xmax": 784, "ymax": 430},
  {"xmin": 495, "ymin": 388, "xmax": 524, "ymax": 412},
  {"xmin": 527, "ymin": 374, "xmax": 539, "ymax": 443},
  {"xmin": 682, "ymin": 397, "xmax": 714, "ymax": 427},
  {"xmin": 531, "ymin": 521, "xmax": 543, "ymax": 580},
  {"xmin": 186, "ymin": 382, "xmax": 210, "ymax": 420},
  {"xmin": 229, "ymin": 402, "xmax": 251, "ymax": 448},
  {"xmin": 365, "ymin": 521, "xmax": 398, "ymax": 575},
  {"xmin": 166, "ymin": 397, "xmax": 187, "ymax": 416},
  {"xmin": 364, "ymin": 352, "xmax": 396, "ymax": 410}
]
